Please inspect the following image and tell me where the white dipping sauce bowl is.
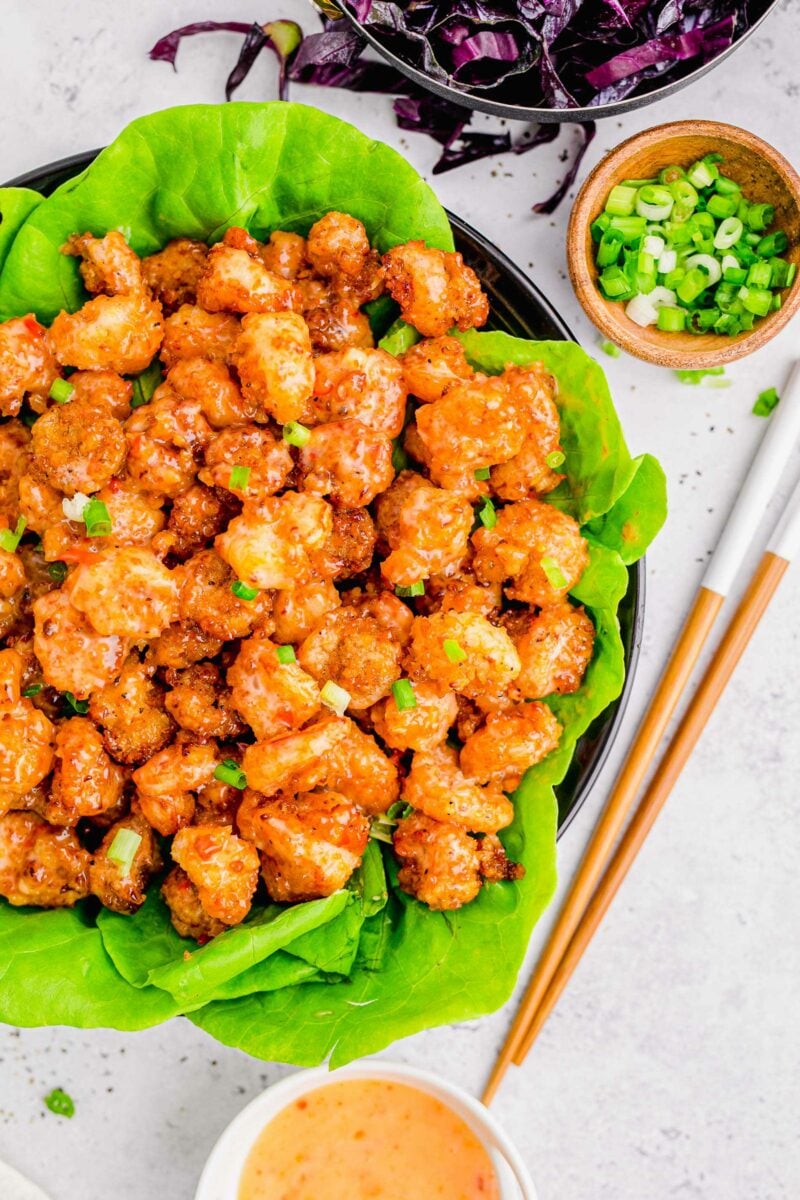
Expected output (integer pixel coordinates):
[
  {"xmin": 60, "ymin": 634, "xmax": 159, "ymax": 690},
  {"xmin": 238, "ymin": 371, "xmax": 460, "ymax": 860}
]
[{"xmin": 195, "ymin": 1060, "xmax": 537, "ymax": 1200}]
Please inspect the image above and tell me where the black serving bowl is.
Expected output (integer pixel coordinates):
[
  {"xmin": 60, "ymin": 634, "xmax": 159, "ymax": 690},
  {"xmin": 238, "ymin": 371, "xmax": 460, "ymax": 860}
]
[
  {"xmin": 4, "ymin": 151, "xmax": 644, "ymax": 838},
  {"xmin": 325, "ymin": 0, "xmax": 780, "ymax": 124}
]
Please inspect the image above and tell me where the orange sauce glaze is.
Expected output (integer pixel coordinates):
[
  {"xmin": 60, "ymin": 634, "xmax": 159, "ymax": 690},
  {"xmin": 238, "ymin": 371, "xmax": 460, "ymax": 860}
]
[{"xmin": 238, "ymin": 1078, "xmax": 501, "ymax": 1200}]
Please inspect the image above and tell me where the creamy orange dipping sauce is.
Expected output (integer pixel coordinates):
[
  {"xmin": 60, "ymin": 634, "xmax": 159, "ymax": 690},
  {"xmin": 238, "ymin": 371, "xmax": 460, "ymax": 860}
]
[{"xmin": 238, "ymin": 1078, "xmax": 500, "ymax": 1200}]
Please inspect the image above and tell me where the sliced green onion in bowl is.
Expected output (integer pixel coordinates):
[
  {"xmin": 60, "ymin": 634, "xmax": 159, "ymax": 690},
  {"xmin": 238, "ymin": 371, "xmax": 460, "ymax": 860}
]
[
  {"xmin": 214, "ymin": 759, "xmax": 247, "ymax": 789},
  {"xmin": 605, "ymin": 184, "xmax": 638, "ymax": 217},
  {"xmin": 391, "ymin": 679, "xmax": 417, "ymax": 712},
  {"xmin": 443, "ymin": 638, "xmax": 467, "ymax": 664},
  {"xmin": 107, "ymin": 827, "xmax": 142, "ymax": 875},
  {"xmin": 635, "ymin": 184, "xmax": 674, "ymax": 222},
  {"xmin": 49, "ymin": 378, "xmax": 74, "ymax": 404},
  {"xmin": 282, "ymin": 420, "xmax": 311, "ymax": 447},
  {"xmin": 231, "ymin": 579, "xmax": 259, "ymax": 601},
  {"xmin": 276, "ymin": 644, "xmax": 296, "ymax": 664},
  {"xmin": 320, "ymin": 680, "xmax": 350, "ymax": 716},
  {"xmin": 0, "ymin": 515, "xmax": 27, "ymax": 553},
  {"xmin": 540, "ymin": 556, "xmax": 568, "ymax": 590},
  {"xmin": 713, "ymin": 217, "xmax": 744, "ymax": 250},
  {"xmin": 686, "ymin": 253, "xmax": 722, "ymax": 285}
]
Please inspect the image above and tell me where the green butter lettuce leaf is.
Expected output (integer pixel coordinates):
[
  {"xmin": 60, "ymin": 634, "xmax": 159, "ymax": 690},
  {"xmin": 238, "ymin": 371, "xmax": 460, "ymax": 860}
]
[
  {"xmin": 585, "ymin": 453, "xmax": 668, "ymax": 564},
  {"xmin": 0, "ymin": 188, "xmax": 44, "ymax": 279},
  {"xmin": 0, "ymin": 102, "xmax": 454, "ymax": 323}
]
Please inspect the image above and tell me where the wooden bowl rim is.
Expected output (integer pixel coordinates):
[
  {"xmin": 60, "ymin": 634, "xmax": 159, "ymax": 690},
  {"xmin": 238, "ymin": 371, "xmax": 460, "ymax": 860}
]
[{"xmin": 567, "ymin": 120, "xmax": 800, "ymax": 368}]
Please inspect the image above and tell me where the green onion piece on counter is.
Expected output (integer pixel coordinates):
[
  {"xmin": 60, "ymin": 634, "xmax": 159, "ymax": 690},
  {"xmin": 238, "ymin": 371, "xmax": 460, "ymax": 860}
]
[
  {"xmin": 443, "ymin": 638, "xmax": 467, "ymax": 664},
  {"xmin": 276, "ymin": 644, "xmax": 296, "ymax": 664},
  {"xmin": 540, "ymin": 556, "xmax": 568, "ymax": 590},
  {"xmin": 49, "ymin": 378, "xmax": 74, "ymax": 404},
  {"xmin": 320, "ymin": 680, "xmax": 350, "ymax": 716},
  {"xmin": 22, "ymin": 683, "xmax": 43, "ymax": 697},
  {"xmin": 478, "ymin": 496, "xmax": 497, "ymax": 529},
  {"xmin": 474, "ymin": 467, "xmax": 490, "ymax": 481},
  {"xmin": 0, "ymin": 515, "xmax": 26, "ymax": 553},
  {"xmin": 396, "ymin": 581, "xmax": 425, "ymax": 598},
  {"xmin": 130, "ymin": 361, "xmax": 163, "ymax": 409},
  {"xmin": 63, "ymin": 691, "xmax": 89, "ymax": 715},
  {"xmin": 82, "ymin": 498, "xmax": 112, "ymax": 538},
  {"xmin": 107, "ymin": 827, "xmax": 142, "ymax": 875},
  {"xmin": 282, "ymin": 420, "xmax": 311, "ymax": 447},
  {"xmin": 391, "ymin": 679, "xmax": 417, "ymax": 712},
  {"xmin": 44, "ymin": 1089, "xmax": 75, "ymax": 1119},
  {"xmin": 231, "ymin": 579, "xmax": 259, "ymax": 601},
  {"xmin": 48, "ymin": 561, "xmax": 68, "ymax": 582},
  {"xmin": 214, "ymin": 759, "xmax": 247, "ymax": 790},
  {"xmin": 228, "ymin": 464, "xmax": 251, "ymax": 491},
  {"xmin": 605, "ymin": 184, "xmax": 638, "ymax": 216},
  {"xmin": 600, "ymin": 340, "xmax": 621, "ymax": 358},
  {"xmin": 752, "ymin": 387, "xmax": 781, "ymax": 417},
  {"xmin": 674, "ymin": 368, "xmax": 726, "ymax": 385},
  {"xmin": 546, "ymin": 450, "xmax": 566, "ymax": 468}
]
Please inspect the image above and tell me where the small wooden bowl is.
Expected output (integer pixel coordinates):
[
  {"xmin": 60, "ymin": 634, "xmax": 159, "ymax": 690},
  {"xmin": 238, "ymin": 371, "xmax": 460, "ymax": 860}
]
[{"xmin": 567, "ymin": 120, "xmax": 800, "ymax": 368}]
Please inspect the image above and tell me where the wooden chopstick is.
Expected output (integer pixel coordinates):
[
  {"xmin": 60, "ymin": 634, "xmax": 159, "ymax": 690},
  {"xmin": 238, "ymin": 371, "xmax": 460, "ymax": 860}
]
[
  {"xmin": 512, "ymin": 487, "xmax": 800, "ymax": 1061},
  {"xmin": 482, "ymin": 361, "xmax": 800, "ymax": 1105}
]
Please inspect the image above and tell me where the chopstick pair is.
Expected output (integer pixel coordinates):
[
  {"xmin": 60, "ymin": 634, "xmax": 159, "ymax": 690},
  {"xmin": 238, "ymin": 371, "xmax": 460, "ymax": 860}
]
[{"xmin": 483, "ymin": 360, "xmax": 800, "ymax": 1105}]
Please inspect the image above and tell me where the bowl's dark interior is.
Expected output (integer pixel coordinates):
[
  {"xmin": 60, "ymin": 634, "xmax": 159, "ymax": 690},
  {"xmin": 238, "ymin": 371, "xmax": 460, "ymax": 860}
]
[{"xmin": 4, "ymin": 152, "xmax": 644, "ymax": 837}]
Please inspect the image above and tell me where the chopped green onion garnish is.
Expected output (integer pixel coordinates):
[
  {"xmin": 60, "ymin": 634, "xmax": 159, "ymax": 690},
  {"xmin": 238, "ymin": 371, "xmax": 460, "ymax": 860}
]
[
  {"xmin": 214, "ymin": 759, "xmax": 247, "ymax": 789},
  {"xmin": 474, "ymin": 467, "xmax": 490, "ymax": 481},
  {"xmin": 392, "ymin": 679, "xmax": 417, "ymax": 712},
  {"xmin": 0, "ymin": 515, "xmax": 26, "ymax": 553},
  {"xmin": 82, "ymin": 498, "xmax": 112, "ymax": 538},
  {"xmin": 276, "ymin": 644, "xmax": 296, "ymax": 664},
  {"xmin": 369, "ymin": 819, "xmax": 396, "ymax": 845},
  {"xmin": 282, "ymin": 420, "xmax": 311, "ymax": 447},
  {"xmin": 396, "ymin": 581, "xmax": 425, "ymax": 598},
  {"xmin": 545, "ymin": 450, "xmax": 566, "ymax": 469},
  {"xmin": 540, "ymin": 556, "xmax": 568, "ymax": 590},
  {"xmin": 44, "ymin": 1088, "xmax": 75, "ymax": 1119},
  {"xmin": 320, "ymin": 680, "xmax": 351, "ymax": 716},
  {"xmin": 600, "ymin": 340, "xmax": 621, "ymax": 358},
  {"xmin": 107, "ymin": 827, "xmax": 142, "ymax": 875},
  {"xmin": 130, "ymin": 361, "xmax": 163, "ymax": 408},
  {"xmin": 391, "ymin": 440, "xmax": 410, "ymax": 472},
  {"xmin": 228, "ymin": 464, "xmax": 251, "ymax": 491},
  {"xmin": 478, "ymin": 496, "xmax": 497, "ymax": 529},
  {"xmin": 231, "ymin": 579, "xmax": 259, "ymax": 601},
  {"xmin": 674, "ymin": 368, "xmax": 726, "ymax": 385},
  {"xmin": 443, "ymin": 638, "xmax": 467, "ymax": 664},
  {"xmin": 48, "ymin": 561, "xmax": 68, "ymax": 582},
  {"xmin": 22, "ymin": 683, "xmax": 43, "ymax": 697},
  {"xmin": 753, "ymin": 387, "xmax": 780, "ymax": 417},
  {"xmin": 63, "ymin": 691, "xmax": 89, "ymax": 715},
  {"xmin": 49, "ymin": 378, "xmax": 74, "ymax": 404}
]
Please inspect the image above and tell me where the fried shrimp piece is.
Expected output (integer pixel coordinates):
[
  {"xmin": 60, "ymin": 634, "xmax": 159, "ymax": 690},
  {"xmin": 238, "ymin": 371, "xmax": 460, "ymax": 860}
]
[
  {"xmin": 44, "ymin": 717, "xmax": 126, "ymax": 826},
  {"xmin": 305, "ymin": 300, "xmax": 374, "ymax": 354},
  {"xmin": 232, "ymin": 311, "xmax": 314, "ymax": 425},
  {"xmin": 172, "ymin": 824, "xmax": 260, "ymax": 927},
  {"xmin": 49, "ymin": 290, "xmax": 164, "ymax": 375},
  {"xmin": 393, "ymin": 811, "xmax": 482, "ymax": 911},
  {"xmin": 68, "ymin": 547, "xmax": 179, "ymax": 639},
  {"xmin": 472, "ymin": 498, "xmax": 589, "ymax": 606},
  {"xmin": 160, "ymin": 304, "xmax": 241, "ymax": 368},
  {"xmin": 164, "ymin": 662, "xmax": 245, "ymax": 740},
  {"xmin": 0, "ymin": 549, "xmax": 26, "ymax": 640},
  {"xmin": 33, "ymin": 589, "xmax": 129, "ymax": 698},
  {"xmin": 0, "ymin": 423, "xmax": 32, "ymax": 523},
  {"xmin": 238, "ymin": 788, "xmax": 369, "ymax": 904},
  {"xmin": 375, "ymin": 471, "xmax": 473, "ymax": 587},
  {"xmin": 0, "ymin": 811, "xmax": 90, "ymax": 908},
  {"xmin": 67, "ymin": 369, "xmax": 133, "ymax": 419},
  {"xmin": 178, "ymin": 550, "xmax": 271, "ymax": 642},
  {"xmin": 62, "ymin": 231, "xmax": 143, "ymax": 296},
  {"xmin": 89, "ymin": 654, "xmax": 175, "ymax": 765},
  {"xmin": 297, "ymin": 604, "xmax": 403, "ymax": 710},
  {"xmin": 272, "ymin": 577, "xmax": 341, "ymax": 644},
  {"xmin": 94, "ymin": 478, "xmax": 166, "ymax": 546},
  {"xmin": 310, "ymin": 348, "xmax": 407, "ymax": 437},
  {"xmin": 216, "ymin": 491, "xmax": 332, "ymax": 591},
  {"xmin": 241, "ymin": 717, "xmax": 349, "ymax": 798},
  {"xmin": 400, "ymin": 336, "xmax": 474, "ymax": 403},
  {"xmin": 383, "ymin": 241, "xmax": 489, "ymax": 338},
  {"xmin": 196, "ymin": 235, "xmax": 300, "ymax": 314},
  {"xmin": 19, "ymin": 474, "xmax": 66, "ymax": 540},
  {"xmin": 0, "ymin": 316, "xmax": 59, "ymax": 415},
  {"xmin": 504, "ymin": 602, "xmax": 595, "ymax": 699},
  {"xmin": 371, "ymin": 679, "xmax": 457, "ymax": 753},
  {"xmin": 477, "ymin": 834, "xmax": 525, "ymax": 883},
  {"xmin": 162, "ymin": 866, "xmax": 226, "ymax": 941},
  {"xmin": 460, "ymin": 702, "xmax": 562, "ymax": 791},
  {"xmin": 406, "ymin": 611, "xmax": 520, "ymax": 708},
  {"xmin": 261, "ymin": 230, "xmax": 307, "ymax": 279},
  {"xmin": 199, "ymin": 424, "xmax": 293, "ymax": 501},
  {"xmin": 152, "ymin": 483, "xmax": 232, "ymax": 562},
  {"xmin": 30, "ymin": 398, "xmax": 126, "ymax": 496},
  {"xmin": 306, "ymin": 212, "xmax": 384, "ymax": 305},
  {"xmin": 124, "ymin": 383, "xmax": 215, "ymax": 497},
  {"xmin": 89, "ymin": 811, "xmax": 162, "ymax": 914},
  {"xmin": 167, "ymin": 356, "xmax": 254, "ymax": 428},
  {"xmin": 133, "ymin": 740, "xmax": 218, "ymax": 836},
  {"xmin": 422, "ymin": 569, "xmax": 502, "ymax": 619},
  {"xmin": 142, "ymin": 238, "xmax": 209, "ymax": 310},
  {"xmin": 298, "ymin": 419, "xmax": 394, "ymax": 509},
  {"xmin": 325, "ymin": 717, "xmax": 400, "ymax": 814},
  {"xmin": 149, "ymin": 621, "xmax": 223, "ymax": 670},
  {"xmin": 227, "ymin": 633, "xmax": 320, "ymax": 741},
  {"xmin": 0, "ymin": 649, "xmax": 55, "ymax": 813},
  {"xmin": 489, "ymin": 365, "xmax": 564, "ymax": 500},
  {"xmin": 312, "ymin": 507, "xmax": 377, "ymax": 581},
  {"xmin": 402, "ymin": 744, "xmax": 514, "ymax": 834}
]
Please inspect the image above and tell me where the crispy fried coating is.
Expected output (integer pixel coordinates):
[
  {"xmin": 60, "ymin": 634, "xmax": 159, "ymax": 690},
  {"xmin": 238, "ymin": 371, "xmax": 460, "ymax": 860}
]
[
  {"xmin": 402, "ymin": 743, "xmax": 513, "ymax": 833},
  {"xmin": 504, "ymin": 602, "xmax": 595, "ymax": 700},
  {"xmin": 472, "ymin": 498, "xmax": 589, "ymax": 606},
  {"xmin": 0, "ymin": 811, "xmax": 90, "ymax": 907},
  {"xmin": 89, "ymin": 654, "xmax": 175, "ymax": 765},
  {"xmin": 460, "ymin": 703, "xmax": 562, "ymax": 791},
  {"xmin": 44, "ymin": 716, "xmax": 126, "ymax": 826},
  {"xmin": 393, "ymin": 811, "xmax": 482, "ymax": 911},
  {"xmin": 172, "ymin": 823, "xmax": 259, "ymax": 926},
  {"xmin": 0, "ymin": 316, "xmax": 58, "ymax": 416},
  {"xmin": 89, "ymin": 810, "xmax": 162, "ymax": 914},
  {"xmin": 383, "ymin": 242, "xmax": 488, "ymax": 338},
  {"xmin": 142, "ymin": 238, "xmax": 209, "ymax": 310},
  {"xmin": 162, "ymin": 866, "xmax": 227, "ymax": 941}
]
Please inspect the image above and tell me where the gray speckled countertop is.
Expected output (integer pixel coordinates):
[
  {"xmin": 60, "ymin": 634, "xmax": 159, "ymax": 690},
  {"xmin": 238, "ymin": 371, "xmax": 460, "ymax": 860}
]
[{"xmin": 1, "ymin": 3, "xmax": 799, "ymax": 1197}]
